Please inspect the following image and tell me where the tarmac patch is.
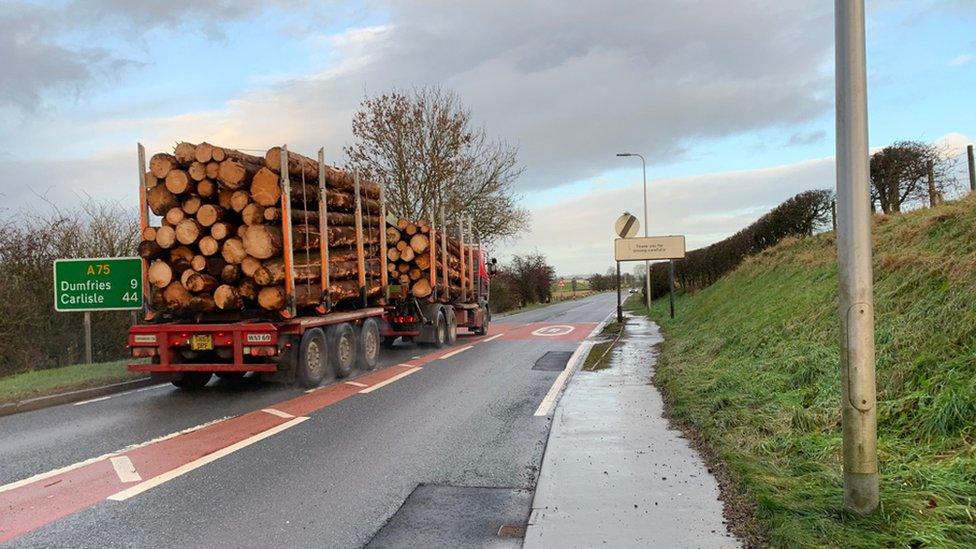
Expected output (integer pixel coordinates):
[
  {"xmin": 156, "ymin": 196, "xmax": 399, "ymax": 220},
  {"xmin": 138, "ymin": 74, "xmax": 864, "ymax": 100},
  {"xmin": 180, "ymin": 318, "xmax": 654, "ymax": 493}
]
[
  {"xmin": 532, "ymin": 351, "xmax": 573, "ymax": 371},
  {"xmin": 366, "ymin": 485, "xmax": 531, "ymax": 548}
]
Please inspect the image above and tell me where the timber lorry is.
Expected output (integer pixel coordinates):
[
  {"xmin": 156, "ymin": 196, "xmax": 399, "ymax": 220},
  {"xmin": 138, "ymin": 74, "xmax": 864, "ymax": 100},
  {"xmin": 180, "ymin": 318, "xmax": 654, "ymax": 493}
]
[{"xmin": 127, "ymin": 143, "xmax": 492, "ymax": 389}]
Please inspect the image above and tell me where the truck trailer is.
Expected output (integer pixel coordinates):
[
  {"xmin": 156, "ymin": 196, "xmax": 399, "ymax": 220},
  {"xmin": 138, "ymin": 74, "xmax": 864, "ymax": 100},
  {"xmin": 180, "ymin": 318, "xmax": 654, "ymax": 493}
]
[{"xmin": 127, "ymin": 142, "xmax": 491, "ymax": 389}]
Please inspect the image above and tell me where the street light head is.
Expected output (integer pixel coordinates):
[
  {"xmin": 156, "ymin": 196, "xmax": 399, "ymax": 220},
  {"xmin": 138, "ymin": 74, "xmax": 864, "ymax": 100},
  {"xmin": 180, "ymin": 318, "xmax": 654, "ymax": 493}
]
[{"xmin": 616, "ymin": 153, "xmax": 633, "ymax": 157}]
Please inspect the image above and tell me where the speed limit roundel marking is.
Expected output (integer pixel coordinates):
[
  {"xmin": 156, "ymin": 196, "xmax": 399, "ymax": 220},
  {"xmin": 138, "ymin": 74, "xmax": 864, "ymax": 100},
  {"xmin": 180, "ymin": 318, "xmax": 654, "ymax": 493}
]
[
  {"xmin": 614, "ymin": 213, "xmax": 639, "ymax": 238},
  {"xmin": 531, "ymin": 325, "xmax": 575, "ymax": 337}
]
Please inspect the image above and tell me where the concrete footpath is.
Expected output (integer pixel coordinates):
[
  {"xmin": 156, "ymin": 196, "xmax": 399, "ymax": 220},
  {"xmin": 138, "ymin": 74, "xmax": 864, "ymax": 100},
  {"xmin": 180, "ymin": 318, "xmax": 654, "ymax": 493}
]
[{"xmin": 524, "ymin": 313, "xmax": 738, "ymax": 548}]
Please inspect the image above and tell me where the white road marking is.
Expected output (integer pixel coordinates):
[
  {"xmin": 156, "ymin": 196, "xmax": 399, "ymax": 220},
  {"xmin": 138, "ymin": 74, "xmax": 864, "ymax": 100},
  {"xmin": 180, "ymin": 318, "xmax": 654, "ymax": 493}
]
[
  {"xmin": 439, "ymin": 345, "xmax": 473, "ymax": 359},
  {"xmin": 482, "ymin": 334, "xmax": 503, "ymax": 342},
  {"xmin": 73, "ymin": 395, "xmax": 112, "ymax": 406},
  {"xmin": 533, "ymin": 310, "xmax": 616, "ymax": 417},
  {"xmin": 533, "ymin": 341, "xmax": 593, "ymax": 417},
  {"xmin": 358, "ymin": 367, "xmax": 421, "ymax": 394},
  {"xmin": 110, "ymin": 456, "xmax": 142, "ymax": 483},
  {"xmin": 108, "ymin": 416, "xmax": 309, "ymax": 501},
  {"xmin": 531, "ymin": 325, "xmax": 575, "ymax": 337},
  {"xmin": 0, "ymin": 416, "xmax": 228, "ymax": 494},
  {"xmin": 261, "ymin": 408, "xmax": 294, "ymax": 419},
  {"xmin": 344, "ymin": 381, "xmax": 369, "ymax": 387}
]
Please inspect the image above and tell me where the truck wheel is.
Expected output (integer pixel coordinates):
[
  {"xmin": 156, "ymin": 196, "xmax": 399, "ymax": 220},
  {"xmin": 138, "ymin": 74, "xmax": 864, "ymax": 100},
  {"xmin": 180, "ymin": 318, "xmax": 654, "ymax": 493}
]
[
  {"xmin": 433, "ymin": 310, "xmax": 448, "ymax": 348},
  {"xmin": 171, "ymin": 372, "xmax": 212, "ymax": 390},
  {"xmin": 357, "ymin": 318, "xmax": 381, "ymax": 371},
  {"xmin": 474, "ymin": 306, "xmax": 490, "ymax": 336},
  {"xmin": 445, "ymin": 308, "xmax": 458, "ymax": 345},
  {"xmin": 297, "ymin": 328, "xmax": 330, "ymax": 388},
  {"xmin": 328, "ymin": 323, "xmax": 357, "ymax": 378}
]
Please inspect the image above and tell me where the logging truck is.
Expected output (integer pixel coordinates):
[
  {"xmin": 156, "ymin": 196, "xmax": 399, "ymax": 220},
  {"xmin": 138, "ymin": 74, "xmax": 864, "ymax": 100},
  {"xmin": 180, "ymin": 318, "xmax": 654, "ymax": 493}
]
[{"xmin": 127, "ymin": 141, "xmax": 492, "ymax": 389}]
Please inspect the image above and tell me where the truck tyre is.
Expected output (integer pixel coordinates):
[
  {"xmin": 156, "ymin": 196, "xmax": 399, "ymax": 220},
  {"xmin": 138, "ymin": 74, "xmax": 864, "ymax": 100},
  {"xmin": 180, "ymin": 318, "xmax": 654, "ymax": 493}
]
[
  {"xmin": 171, "ymin": 372, "xmax": 212, "ymax": 390},
  {"xmin": 474, "ymin": 306, "xmax": 490, "ymax": 336},
  {"xmin": 296, "ymin": 328, "xmax": 330, "ymax": 388},
  {"xmin": 445, "ymin": 308, "xmax": 458, "ymax": 345},
  {"xmin": 357, "ymin": 318, "xmax": 381, "ymax": 370},
  {"xmin": 328, "ymin": 323, "xmax": 357, "ymax": 378},
  {"xmin": 433, "ymin": 310, "xmax": 448, "ymax": 348}
]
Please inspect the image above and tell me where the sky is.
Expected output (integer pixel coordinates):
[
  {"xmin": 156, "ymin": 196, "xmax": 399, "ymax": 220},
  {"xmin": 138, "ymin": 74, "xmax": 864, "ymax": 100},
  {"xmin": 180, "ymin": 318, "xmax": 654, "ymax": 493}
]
[{"xmin": 1, "ymin": 0, "xmax": 974, "ymax": 275}]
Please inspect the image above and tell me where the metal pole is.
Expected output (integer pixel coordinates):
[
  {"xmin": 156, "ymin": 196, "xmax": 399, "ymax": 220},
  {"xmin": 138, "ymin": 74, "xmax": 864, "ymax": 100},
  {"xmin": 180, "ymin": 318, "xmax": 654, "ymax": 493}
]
[
  {"xmin": 616, "ymin": 263, "xmax": 623, "ymax": 323},
  {"xmin": 668, "ymin": 260, "xmax": 675, "ymax": 319},
  {"xmin": 83, "ymin": 312, "xmax": 92, "ymax": 364},
  {"xmin": 835, "ymin": 0, "xmax": 878, "ymax": 514},
  {"xmin": 640, "ymin": 156, "xmax": 651, "ymax": 308},
  {"xmin": 967, "ymin": 144, "xmax": 975, "ymax": 192}
]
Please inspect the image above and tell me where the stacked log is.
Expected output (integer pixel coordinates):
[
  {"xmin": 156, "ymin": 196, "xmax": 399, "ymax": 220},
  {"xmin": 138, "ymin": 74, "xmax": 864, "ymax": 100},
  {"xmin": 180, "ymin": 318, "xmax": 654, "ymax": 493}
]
[
  {"xmin": 140, "ymin": 142, "xmax": 384, "ymax": 314},
  {"xmin": 385, "ymin": 218, "xmax": 471, "ymax": 300}
]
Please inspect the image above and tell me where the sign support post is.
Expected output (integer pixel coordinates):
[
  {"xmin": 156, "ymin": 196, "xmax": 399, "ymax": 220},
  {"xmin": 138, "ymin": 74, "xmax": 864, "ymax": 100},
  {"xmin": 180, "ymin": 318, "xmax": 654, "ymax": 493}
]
[
  {"xmin": 668, "ymin": 259, "xmax": 676, "ymax": 319},
  {"xmin": 835, "ymin": 0, "xmax": 878, "ymax": 514},
  {"xmin": 616, "ymin": 262, "xmax": 623, "ymax": 323},
  {"xmin": 83, "ymin": 311, "xmax": 92, "ymax": 364}
]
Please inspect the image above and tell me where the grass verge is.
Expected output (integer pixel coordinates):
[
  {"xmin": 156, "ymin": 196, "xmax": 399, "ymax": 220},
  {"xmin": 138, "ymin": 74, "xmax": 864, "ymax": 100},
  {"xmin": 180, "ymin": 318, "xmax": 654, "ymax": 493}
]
[
  {"xmin": 0, "ymin": 360, "xmax": 144, "ymax": 404},
  {"xmin": 642, "ymin": 196, "xmax": 976, "ymax": 548}
]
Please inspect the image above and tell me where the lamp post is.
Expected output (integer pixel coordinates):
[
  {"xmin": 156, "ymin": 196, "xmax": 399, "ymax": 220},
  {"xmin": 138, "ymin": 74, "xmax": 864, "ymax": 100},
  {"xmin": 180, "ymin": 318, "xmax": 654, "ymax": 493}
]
[
  {"xmin": 835, "ymin": 0, "xmax": 878, "ymax": 514},
  {"xmin": 616, "ymin": 153, "xmax": 651, "ymax": 307}
]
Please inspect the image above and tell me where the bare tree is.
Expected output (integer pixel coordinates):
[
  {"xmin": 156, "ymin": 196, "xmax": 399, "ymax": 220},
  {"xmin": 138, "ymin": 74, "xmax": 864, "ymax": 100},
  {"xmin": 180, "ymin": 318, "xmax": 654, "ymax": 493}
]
[
  {"xmin": 344, "ymin": 87, "xmax": 529, "ymax": 243},
  {"xmin": 870, "ymin": 141, "xmax": 958, "ymax": 214},
  {"xmin": 0, "ymin": 198, "xmax": 139, "ymax": 376}
]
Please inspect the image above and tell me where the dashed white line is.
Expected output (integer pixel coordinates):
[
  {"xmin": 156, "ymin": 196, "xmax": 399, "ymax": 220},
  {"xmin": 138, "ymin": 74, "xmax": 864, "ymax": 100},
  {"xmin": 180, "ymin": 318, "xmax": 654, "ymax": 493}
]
[
  {"xmin": 110, "ymin": 456, "xmax": 142, "ymax": 483},
  {"xmin": 482, "ymin": 334, "xmax": 503, "ymax": 342},
  {"xmin": 261, "ymin": 408, "xmax": 294, "ymax": 419},
  {"xmin": 358, "ymin": 367, "xmax": 422, "ymax": 394},
  {"xmin": 108, "ymin": 416, "xmax": 309, "ymax": 501},
  {"xmin": 344, "ymin": 381, "xmax": 369, "ymax": 388},
  {"xmin": 72, "ymin": 395, "xmax": 112, "ymax": 406},
  {"xmin": 439, "ymin": 345, "xmax": 473, "ymax": 359}
]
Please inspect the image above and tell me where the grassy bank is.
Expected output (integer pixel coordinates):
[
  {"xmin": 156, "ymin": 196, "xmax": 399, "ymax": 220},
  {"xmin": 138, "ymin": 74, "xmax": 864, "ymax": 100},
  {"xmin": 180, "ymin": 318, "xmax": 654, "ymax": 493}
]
[
  {"xmin": 644, "ymin": 196, "xmax": 976, "ymax": 547},
  {"xmin": 0, "ymin": 360, "xmax": 144, "ymax": 404}
]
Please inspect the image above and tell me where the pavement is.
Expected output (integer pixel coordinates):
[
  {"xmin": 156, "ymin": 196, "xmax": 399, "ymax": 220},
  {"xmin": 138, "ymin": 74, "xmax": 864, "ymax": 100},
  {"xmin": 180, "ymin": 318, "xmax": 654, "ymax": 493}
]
[
  {"xmin": 524, "ymin": 311, "xmax": 738, "ymax": 548},
  {"xmin": 0, "ymin": 293, "xmax": 616, "ymax": 547}
]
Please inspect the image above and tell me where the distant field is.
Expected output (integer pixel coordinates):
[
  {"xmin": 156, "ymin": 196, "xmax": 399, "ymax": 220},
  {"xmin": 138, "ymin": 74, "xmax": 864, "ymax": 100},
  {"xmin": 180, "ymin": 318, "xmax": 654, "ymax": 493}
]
[{"xmin": 642, "ymin": 196, "xmax": 976, "ymax": 547}]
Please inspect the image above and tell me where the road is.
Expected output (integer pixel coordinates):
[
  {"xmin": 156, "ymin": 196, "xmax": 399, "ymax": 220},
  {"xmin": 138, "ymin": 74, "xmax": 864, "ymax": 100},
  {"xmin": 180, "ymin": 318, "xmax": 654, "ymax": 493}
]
[{"xmin": 1, "ymin": 292, "xmax": 615, "ymax": 548}]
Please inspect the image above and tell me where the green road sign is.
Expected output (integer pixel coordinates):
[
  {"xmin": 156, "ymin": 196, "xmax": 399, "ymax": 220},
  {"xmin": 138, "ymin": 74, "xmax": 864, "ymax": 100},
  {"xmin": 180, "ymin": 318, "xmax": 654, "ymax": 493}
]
[{"xmin": 53, "ymin": 257, "xmax": 143, "ymax": 312}]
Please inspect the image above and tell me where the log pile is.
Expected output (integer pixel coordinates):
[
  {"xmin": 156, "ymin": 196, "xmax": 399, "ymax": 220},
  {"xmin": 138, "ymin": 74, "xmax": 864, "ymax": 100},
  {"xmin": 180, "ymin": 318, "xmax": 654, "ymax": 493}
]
[
  {"xmin": 140, "ymin": 142, "xmax": 384, "ymax": 315},
  {"xmin": 385, "ymin": 217, "xmax": 472, "ymax": 300}
]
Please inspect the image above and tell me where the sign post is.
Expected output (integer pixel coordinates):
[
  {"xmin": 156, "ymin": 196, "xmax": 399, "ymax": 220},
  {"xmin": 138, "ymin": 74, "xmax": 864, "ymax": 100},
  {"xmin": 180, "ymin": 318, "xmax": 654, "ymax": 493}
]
[
  {"xmin": 614, "ymin": 213, "xmax": 641, "ymax": 321},
  {"xmin": 54, "ymin": 257, "xmax": 143, "ymax": 364}
]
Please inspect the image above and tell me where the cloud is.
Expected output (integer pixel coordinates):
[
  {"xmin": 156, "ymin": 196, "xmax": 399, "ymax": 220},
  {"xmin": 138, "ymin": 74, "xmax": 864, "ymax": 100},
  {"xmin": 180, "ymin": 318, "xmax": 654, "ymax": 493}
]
[
  {"xmin": 786, "ymin": 130, "xmax": 827, "ymax": 147},
  {"xmin": 948, "ymin": 53, "xmax": 973, "ymax": 66},
  {"xmin": 0, "ymin": 2, "xmax": 135, "ymax": 110},
  {"xmin": 508, "ymin": 155, "xmax": 836, "ymax": 275},
  {"xmin": 0, "ymin": 0, "xmax": 297, "ymax": 111},
  {"xmin": 71, "ymin": 0, "xmax": 834, "ymax": 192}
]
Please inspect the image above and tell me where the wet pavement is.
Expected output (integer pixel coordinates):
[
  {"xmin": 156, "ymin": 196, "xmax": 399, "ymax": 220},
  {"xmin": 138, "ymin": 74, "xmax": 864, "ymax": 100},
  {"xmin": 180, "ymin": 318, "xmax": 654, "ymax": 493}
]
[{"xmin": 524, "ymin": 312, "xmax": 739, "ymax": 548}]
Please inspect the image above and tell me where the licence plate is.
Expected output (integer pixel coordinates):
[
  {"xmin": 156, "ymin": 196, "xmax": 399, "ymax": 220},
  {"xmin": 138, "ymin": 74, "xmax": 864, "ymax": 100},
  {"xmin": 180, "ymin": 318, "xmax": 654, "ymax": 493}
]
[{"xmin": 190, "ymin": 334, "xmax": 213, "ymax": 351}]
